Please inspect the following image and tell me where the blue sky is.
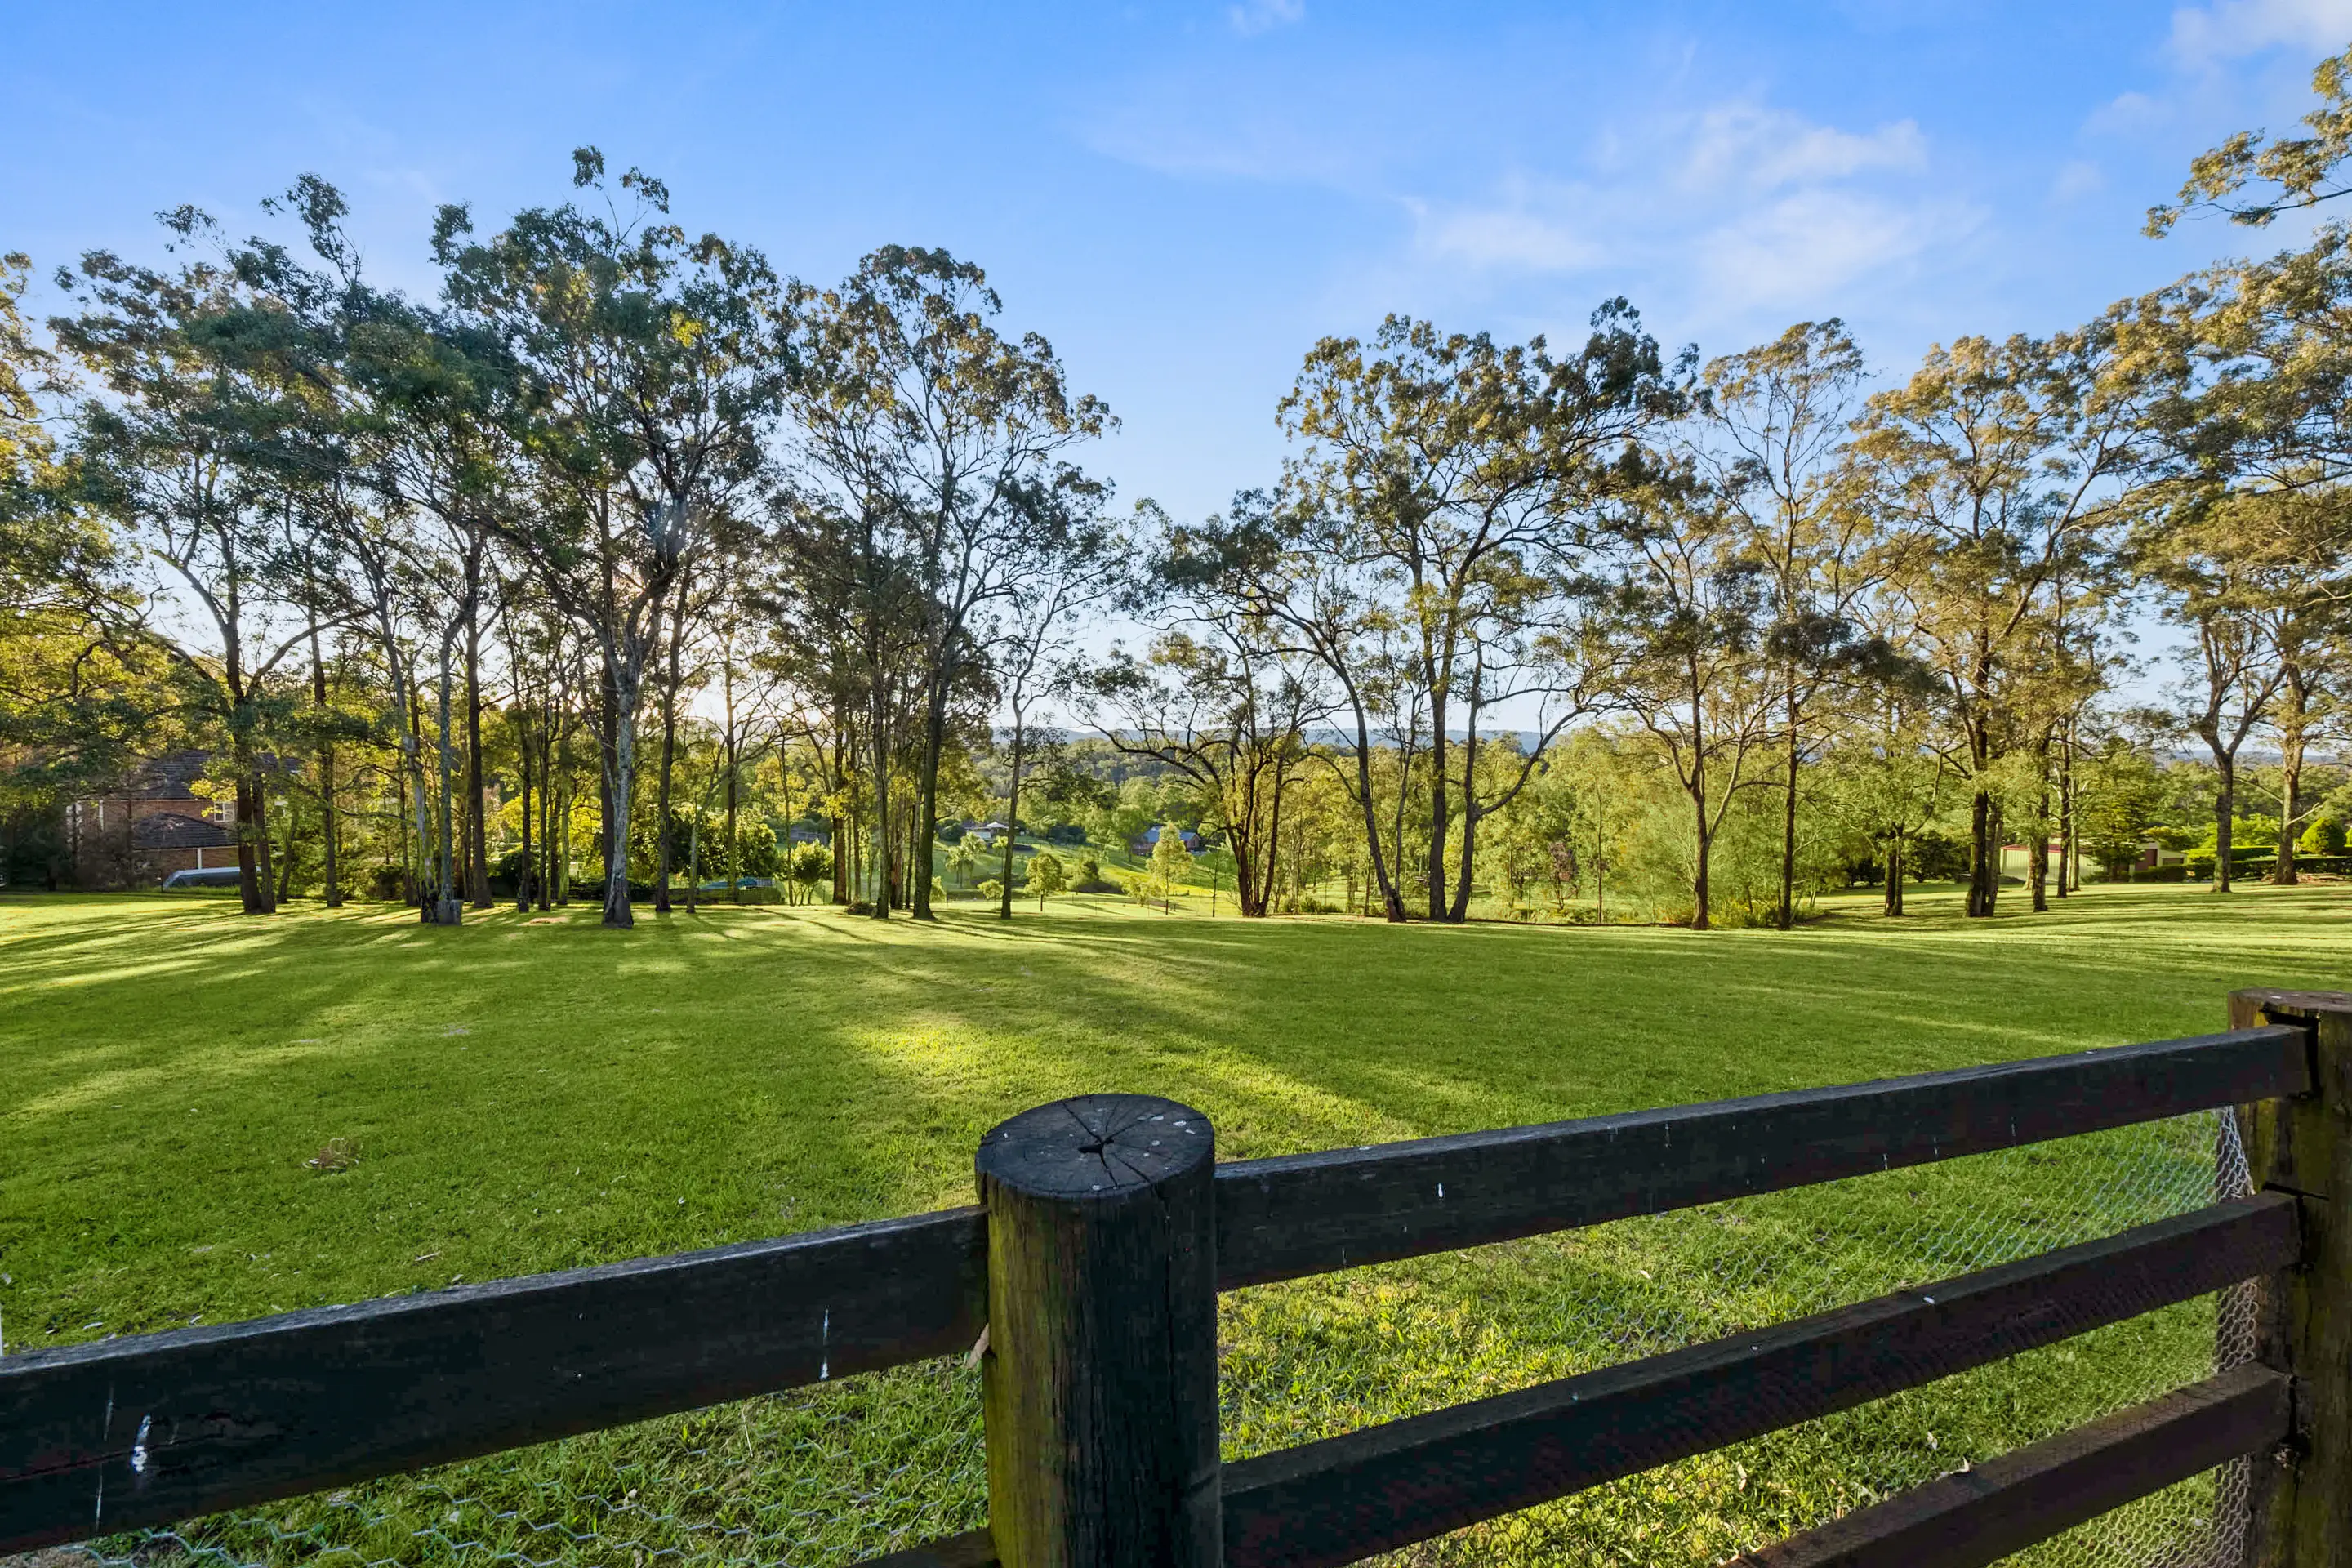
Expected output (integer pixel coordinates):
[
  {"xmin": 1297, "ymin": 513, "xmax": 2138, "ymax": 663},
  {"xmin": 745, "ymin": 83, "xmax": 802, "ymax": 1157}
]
[{"xmin": 7, "ymin": 0, "xmax": 2351, "ymax": 526}]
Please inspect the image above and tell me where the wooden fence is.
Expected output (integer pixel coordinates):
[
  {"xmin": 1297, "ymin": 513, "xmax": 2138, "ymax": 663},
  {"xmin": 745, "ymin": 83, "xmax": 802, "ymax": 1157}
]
[{"xmin": 4, "ymin": 987, "xmax": 2347, "ymax": 1567}]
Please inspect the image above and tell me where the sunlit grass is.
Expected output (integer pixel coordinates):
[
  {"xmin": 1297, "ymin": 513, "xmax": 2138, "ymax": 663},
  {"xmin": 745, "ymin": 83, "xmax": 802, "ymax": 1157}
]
[{"xmin": 3, "ymin": 882, "xmax": 2345, "ymax": 1564}]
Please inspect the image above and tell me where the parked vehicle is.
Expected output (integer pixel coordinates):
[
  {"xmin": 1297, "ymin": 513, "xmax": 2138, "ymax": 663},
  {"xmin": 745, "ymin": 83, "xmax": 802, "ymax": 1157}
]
[{"xmin": 162, "ymin": 867, "xmax": 243, "ymax": 890}]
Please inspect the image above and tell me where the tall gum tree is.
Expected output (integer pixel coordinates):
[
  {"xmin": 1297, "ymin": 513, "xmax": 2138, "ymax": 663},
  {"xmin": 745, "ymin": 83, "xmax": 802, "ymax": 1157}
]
[
  {"xmin": 53, "ymin": 216, "xmax": 333, "ymax": 915},
  {"xmin": 1597, "ymin": 468, "xmax": 1780, "ymax": 931},
  {"xmin": 1854, "ymin": 327, "xmax": 2144, "ymax": 918},
  {"xmin": 436, "ymin": 149, "xmax": 784, "ymax": 929},
  {"xmin": 782, "ymin": 247, "xmax": 1107, "ymax": 921},
  {"xmin": 1699, "ymin": 320, "xmax": 1895, "ymax": 929},
  {"xmin": 1276, "ymin": 305, "xmax": 1686, "ymax": 920}
]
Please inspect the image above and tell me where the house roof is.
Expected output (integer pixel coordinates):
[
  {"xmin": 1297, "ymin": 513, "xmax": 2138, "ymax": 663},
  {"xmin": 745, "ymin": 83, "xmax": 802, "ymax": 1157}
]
[
  {"xmin": 120, "ymin": 751, "xmax": 216, "ymax": 801},
  {"xmin": 132, "ymin": 811, "xmax": 237, "ymax": 850}
]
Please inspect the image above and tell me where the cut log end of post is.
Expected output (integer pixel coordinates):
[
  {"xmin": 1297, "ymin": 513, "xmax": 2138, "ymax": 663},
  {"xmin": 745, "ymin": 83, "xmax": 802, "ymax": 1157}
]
[{"xmin": 977, "ymin": 1094, "xmax": 1222, "ymax": 1568}]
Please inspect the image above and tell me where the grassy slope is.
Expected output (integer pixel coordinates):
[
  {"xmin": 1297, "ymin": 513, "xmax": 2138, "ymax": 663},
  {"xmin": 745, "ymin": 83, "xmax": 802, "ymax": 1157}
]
[{"xmin": 3, "ymin": 884, "xmax": 2346, "ymax": 1564}]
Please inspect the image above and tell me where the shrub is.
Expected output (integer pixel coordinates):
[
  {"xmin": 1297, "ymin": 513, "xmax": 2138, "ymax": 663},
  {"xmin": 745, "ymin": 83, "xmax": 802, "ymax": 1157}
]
[{"xmin": 1025, "ymin": 850, "xmax": 1068, "ymax": 908}]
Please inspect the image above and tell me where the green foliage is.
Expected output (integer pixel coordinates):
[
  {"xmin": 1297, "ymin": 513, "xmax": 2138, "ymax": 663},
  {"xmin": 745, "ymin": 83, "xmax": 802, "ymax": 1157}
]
[
  {"xmin": 1148, "ymin": 824, "xmax": 1192, "ymax": 901},
  {"xmin": 785, "ymin": 842, "xmax": 831, "ymax": 901},
  {"xmin": 1022, "ymin": 849, "xmax": 1067, "ymax": 908},
  {"xmin": 2077, "ymin": 741, "xmax": 2170, "ymax": 879},
  {"xmin": 1, "ymin": 890, "xmax": 2330, "ymax": 1565}
]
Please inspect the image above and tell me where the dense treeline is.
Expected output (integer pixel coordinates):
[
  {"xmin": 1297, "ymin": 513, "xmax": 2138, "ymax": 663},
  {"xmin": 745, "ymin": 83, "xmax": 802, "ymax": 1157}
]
[{"xmin": 9, "ymin": 51, "xmax": 2352, "ymax": 931}]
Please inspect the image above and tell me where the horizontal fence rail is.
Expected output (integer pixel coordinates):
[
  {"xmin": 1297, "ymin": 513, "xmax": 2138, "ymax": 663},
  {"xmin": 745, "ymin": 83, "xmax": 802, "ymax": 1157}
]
[
  {"xmin": 1734, "ymin": 1362, "xmax": 2295, "ymax": 1568},
  {"xmin": 1211, "ymin": 1025, "xmax": 2310, "ymax": 1287},
  {"xmin": 0, "ymin": 1209, "xmax": 987, "ymax": 1549},
  {"xmin": 1216, "ymin": 1194, "xmax": 2301, "ymax": 1568},
  {"xmin": 1, "ymin": 1006, "xmax": 2337, "ymax": 1568}
]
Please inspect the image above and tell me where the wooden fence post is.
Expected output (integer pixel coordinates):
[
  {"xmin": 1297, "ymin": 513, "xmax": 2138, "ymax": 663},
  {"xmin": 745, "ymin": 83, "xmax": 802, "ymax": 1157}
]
[
  {"xmin": 977, "ymin": 1094, "xmax": 1222, "ymax": 1568},
  {"xmin": 2230, "ymin": 988, "xmax": 2352, "ymax": 1568}
]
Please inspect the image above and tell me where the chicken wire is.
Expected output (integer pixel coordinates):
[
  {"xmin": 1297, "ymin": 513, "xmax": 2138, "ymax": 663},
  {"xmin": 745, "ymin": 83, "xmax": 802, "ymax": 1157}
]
[{"xmin": 43, "ymin": 1108, "xmax": 2256, "ymax": 1568}]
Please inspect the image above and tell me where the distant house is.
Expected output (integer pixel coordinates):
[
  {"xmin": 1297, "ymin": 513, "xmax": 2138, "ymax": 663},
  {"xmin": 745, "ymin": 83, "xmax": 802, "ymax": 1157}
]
[
  {"xmin": 1130, "ymin": 824, "xmax": 1201, "ymax": 856},
  {"xmin": 69, "ymin": 752, "xmax": 240, "ymax": 885},
  {"xmin": 1999, "ymin": 838, "xmax": 2183, "ymax": 881}
]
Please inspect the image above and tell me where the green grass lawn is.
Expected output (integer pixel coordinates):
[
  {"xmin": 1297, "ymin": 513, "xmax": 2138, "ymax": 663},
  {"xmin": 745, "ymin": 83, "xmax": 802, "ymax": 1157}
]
[{"xmin": 4, "ymin": 883, "xmax": 2346, "ymax": 1566}]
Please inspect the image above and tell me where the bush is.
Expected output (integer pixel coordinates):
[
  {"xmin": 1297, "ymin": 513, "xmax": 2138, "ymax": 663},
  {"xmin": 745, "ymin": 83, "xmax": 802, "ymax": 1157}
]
[
  {"xmin": 786, "ymin": 841, "xmax": 832, "ymax": 896},
  {"xmin": 977, "ymin": 878, "xmax": 1004, "ymax": 901}
]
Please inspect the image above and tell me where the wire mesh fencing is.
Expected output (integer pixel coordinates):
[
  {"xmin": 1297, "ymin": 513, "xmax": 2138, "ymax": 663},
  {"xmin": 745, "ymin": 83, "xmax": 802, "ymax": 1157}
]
[{"xmin": 47, "ymin": 1107, "xmax": 2253, "ymax": 1568}]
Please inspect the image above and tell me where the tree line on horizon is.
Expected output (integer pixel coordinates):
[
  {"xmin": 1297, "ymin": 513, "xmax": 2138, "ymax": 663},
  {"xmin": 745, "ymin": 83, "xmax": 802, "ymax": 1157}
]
[{"xmin": 9, "ymin": 52, "xmax": 2352, "ymax": 931}]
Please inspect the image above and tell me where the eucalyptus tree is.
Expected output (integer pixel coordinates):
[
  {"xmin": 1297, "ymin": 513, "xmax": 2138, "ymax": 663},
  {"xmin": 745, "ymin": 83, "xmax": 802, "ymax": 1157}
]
[
  {"xmin": 2123, "ymin": 247, "xmax": 2352, "ymax": 884},
  {"xmin": 2139, "ymin": 490, "xmax": 2294, "ymax": 893},
  {"xmin": 783, "ymin": 246, "xmax": 1109, "ymax": 920},
  {"xmin": 1168, "ymin": 488, "xmax": 1414, "ymax": 920},
  {"xmin": 766, "ymin": 486, "xmax": 929, "ymax": 909},
  {"xmin": 986, "ymin": 479, "xmax": 1122, "ymax": 917},
  {"xmin": 2147, "ymin": 42, "xmax": 2352, "ymax": 235},
  {"xmin": 1596, "ymin": 467, "xmax": 1781, "ymax": 930},
  {"xmin": 1853, "ymin": 327, "xmax": 2145, "ymax": 917},
  {"xmin": 1276, "ymin": 305, "xmax": 1686, "ymax": 920},
  {"xmin": 1701, "ymin": 320, "xmax": 1895, "ymax": 928},
  {"xmin": 1086, "ymin": 504, "xmax": 1322, "ymax": 918},
  {"xmin": 435, "ymin": 149, "xmax": 787, "ymax": 928},
  {"xmin": 50, "ymin": 212, "xmax": 341, "ymax": 914},
  {"xmin": 0, "ymin": 250, "xmax": 163, "ymax": 866}
]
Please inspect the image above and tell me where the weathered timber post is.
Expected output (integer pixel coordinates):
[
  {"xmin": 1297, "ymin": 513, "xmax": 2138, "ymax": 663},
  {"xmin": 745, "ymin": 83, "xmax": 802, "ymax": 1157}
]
[
  {"xmin": 2231, "ymin": 988, "xmax": 2352, "ymax": 1568},
  {"xmin": 976, "ymin": 1094, "xmax": 1221, "ymax": 1568}
]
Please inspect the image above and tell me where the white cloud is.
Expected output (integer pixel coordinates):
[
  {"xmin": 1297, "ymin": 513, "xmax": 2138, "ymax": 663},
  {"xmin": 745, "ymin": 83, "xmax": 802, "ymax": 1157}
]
[
  {"xmin": 1405, "ymin": 191, "xmax": 1605, "ymax": 272},
  {"xmin": 2051, "ymin": 158, "xmax": 2106, "ymax": 201},
  {"xmin": 1383, "ymin": 101, "xmax": 1953, "ymax": 309},
  {"xmin": 2171, "ymin": 0, "xmax": 2352, "ymax": 63},
  {"xmin": 2084, "ymin": 90, "xmax": 2168, "ymax": 136},
  {"xmin": 1685, "ymin": 104, "xmax": 1927, "ymax": 191},
  {"xmin": 1227, "ymin": 0, "xmax": 1304, "ymax": 37},
  {"xmin": 1699, "ymin": 189, "xmax": 1977, "ymax": 310}
]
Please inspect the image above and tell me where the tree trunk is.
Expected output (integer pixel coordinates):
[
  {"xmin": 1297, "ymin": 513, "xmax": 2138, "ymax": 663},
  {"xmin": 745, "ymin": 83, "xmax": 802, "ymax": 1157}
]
[
  {"xmin": 1778, "ymin": 693, "xmax": 1801, "ymax": 930},
  {"xmin": 1000, "ymin": 715, "xmax": 1025, "ymax": 919},
  {"xmin": 1447, "ymin": 709, "xmax": 1481, "ymax": 923},
  {"xmin": 434, "ymin": 644, "xmax": 462, "ymax": 925},
  {"xmin": 277, "ymin": 809, "xmax": 297, "ymax": 906},
  {"xmin": 516, "ymin": 719, "xmax": 534, "ymax": 912},
  {"xmin": 403, "ymin": 679, "xmax": 430, "ymax": 913},
  {"xmin": 2029, "ymin": 804, "xmax": 2050, "ymax": 913},
  {"xmin": 723, "ymin": 675, "xmax": 742, "ymax": 905},
  {"xmin": 1690, "ymin": 777, "xmax": 1712, "ymax": 933},
  {"xmin": 1967, "ymin": 786, "xmax": 1996, "ymax": 918},
  {"xmin": 1884, "ymin": 832, "xmax": 1904, "ymax": 917},
  {"xmin": 2056, "ymin": 724, "xmax": 2075, "ymax": 898},
  {"xmin": 598, "ymin": 663, "xmax": 619, "ymax": 914},
  {"xmin": 654, "ymin": 692, "xmax": 678, "ymax": 914},
  {"xmin": 913, "ymin": 684, "xmax": 949, "ymax": 921},
  {"xmin": 234, "ymin": 776, "xmax": 264, "ymax": 915},
  {"xmin": 1425, "ymin": 684, "xmax": 1449, "ymax": 921},
  {"xmin": 311, "ymin": 633, "xmax": 341, "ymax": 909},
  {"xmin": 603, "ymin": 657, "xmax": 638, "ymax": 929},
  {"xmin": 868, "ymin": 688, "xmax": 893, "ymax": 918},
  {"xmin": 2275, "ymin": 670, "xmax": 2306, "ymax": 887},
  {"xmin": 1347, "ymin": 702, "xmax": 1405, "ymax": 921},
  {"xmin": 2030, "ymin": 746, "xmax": 2051, "ymax": 914},
  {"xmin": 465, "ymin": 612, "xmax": 491, "ymax": 908},
  {"xmin": 2214, "ymin": 749, "xmax": 2236, "ymax": 895}
]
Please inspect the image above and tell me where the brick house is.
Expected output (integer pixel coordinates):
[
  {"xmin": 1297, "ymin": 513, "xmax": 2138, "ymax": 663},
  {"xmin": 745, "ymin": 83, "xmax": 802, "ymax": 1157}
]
[{"xmin": 69, "ymin": 752, "xmax": 241, "ymax": 885}]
